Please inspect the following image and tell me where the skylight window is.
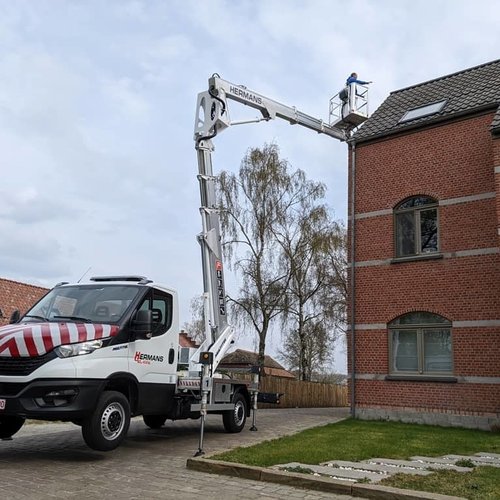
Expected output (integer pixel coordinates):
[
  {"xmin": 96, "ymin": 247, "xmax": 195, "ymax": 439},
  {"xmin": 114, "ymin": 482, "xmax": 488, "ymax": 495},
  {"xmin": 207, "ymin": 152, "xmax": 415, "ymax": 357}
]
[{"xmin": 399, "ymin": 100, "xmax": 446, "ymax": 123}]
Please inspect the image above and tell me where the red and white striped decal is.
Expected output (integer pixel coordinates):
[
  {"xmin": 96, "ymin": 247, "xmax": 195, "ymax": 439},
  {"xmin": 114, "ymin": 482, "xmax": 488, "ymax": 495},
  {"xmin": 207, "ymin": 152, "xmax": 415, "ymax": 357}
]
[{"xmin": 0, "ymin": 323, "xmax": 119, "ymax": 358}]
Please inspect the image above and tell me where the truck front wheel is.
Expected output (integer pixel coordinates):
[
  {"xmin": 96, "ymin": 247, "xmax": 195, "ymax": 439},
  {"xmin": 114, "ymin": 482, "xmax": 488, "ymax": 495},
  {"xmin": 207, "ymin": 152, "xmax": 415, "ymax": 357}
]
[
  {"xmin": 0, "ymin": 416, "xmax": 25, "ymax": 439},
  {"xmin": 222, "ymin": 391, "xmax": 247, "ymax": 433},
  {"xmin": 82, "ymin": 391, "xmax": 130, "ymax": 451}
]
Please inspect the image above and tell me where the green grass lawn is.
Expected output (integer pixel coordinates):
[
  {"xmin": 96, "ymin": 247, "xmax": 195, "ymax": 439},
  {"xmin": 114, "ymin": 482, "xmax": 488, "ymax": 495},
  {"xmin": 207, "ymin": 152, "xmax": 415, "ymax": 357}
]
[{"xmin": 213, "ymin": 418, "xmax": 500, "ymax": 499}]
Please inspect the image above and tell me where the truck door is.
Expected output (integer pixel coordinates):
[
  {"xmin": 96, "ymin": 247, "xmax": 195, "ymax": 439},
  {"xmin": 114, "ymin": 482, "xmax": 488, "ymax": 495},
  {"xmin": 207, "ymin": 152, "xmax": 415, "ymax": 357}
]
[{"xmin": 128, "ymin": 288, "xmax": 178, "ymax": 385}]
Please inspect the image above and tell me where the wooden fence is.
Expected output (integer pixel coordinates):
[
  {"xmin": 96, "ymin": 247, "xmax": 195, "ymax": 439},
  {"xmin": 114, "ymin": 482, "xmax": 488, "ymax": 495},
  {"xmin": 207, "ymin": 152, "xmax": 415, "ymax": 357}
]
[{"xmin": 258, "ymin": 377, "xmax": 348, "ymax": 409}]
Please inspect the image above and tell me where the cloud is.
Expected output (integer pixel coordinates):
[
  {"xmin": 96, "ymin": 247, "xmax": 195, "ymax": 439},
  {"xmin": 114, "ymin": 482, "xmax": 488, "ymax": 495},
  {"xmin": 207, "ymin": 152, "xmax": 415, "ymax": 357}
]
[
  {"xmin": 100, "ymin": 77, "xmax": 151, "ymax": 120},
  {"xmin": 0, "ymin": 188, "xmax": 80, "ymax": 225},
  {"xmin": 0, "ymin": 222, "xmax": 71, "ymax": 280}
]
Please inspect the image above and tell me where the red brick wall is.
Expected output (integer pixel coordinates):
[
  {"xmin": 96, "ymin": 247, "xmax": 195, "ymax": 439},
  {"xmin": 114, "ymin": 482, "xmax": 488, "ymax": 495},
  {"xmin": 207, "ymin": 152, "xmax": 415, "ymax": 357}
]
[
  {"xmin": 494, "ymin": 135, "xmax": 500, "ymax": 243},
  {"xmin": 348, "ymin": 112, "xmax": 500, "ymax": 421},
  {"xmin": 353, "ymin": 256, "xmax": 499, "ymax": 323},
  {"xmin": 356, "ymin": 380, "xmax": 500, "ymax": 415},
  {"xmin": 353, "ymin": 114, "xmax": 496, "ymax": 214},
  {"xmin": 0, "ymin": 278, "xmax": 48, "ymax": 326}
]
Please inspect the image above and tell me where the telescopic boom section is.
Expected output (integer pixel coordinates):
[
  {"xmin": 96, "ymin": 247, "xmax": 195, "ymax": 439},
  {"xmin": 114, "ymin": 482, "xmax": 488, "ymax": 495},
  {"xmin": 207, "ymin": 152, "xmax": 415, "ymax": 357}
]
[{"xmin": 194, "ymin": 138, "xmax": 233, "ymax": 370}]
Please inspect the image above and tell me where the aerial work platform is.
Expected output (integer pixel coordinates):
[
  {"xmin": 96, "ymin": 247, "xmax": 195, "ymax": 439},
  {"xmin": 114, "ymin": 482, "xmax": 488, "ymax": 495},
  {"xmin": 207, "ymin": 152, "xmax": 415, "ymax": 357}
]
[{"xmin": 329, "ymin": 83, "xmax": 369, "ymax": 131}]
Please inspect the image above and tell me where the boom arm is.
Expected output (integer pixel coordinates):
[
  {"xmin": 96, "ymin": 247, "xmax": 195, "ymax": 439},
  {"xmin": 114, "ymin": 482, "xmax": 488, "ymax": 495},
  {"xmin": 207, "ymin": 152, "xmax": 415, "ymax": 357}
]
[
  {"xmin": 195, "ymin": 74, "xmax": 346, "ymax": 142},
  {"xmin": 193, "ymin": 74, "xmax": 347, "ymax": 371}
]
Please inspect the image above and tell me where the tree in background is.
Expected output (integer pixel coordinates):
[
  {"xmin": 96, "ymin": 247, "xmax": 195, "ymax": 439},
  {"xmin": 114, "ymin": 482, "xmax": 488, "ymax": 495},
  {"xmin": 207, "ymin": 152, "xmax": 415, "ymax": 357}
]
[
  {"xmin": 217, "ymin": 144, "xmax": 292, "ymax": 371},
  {"xmin": 322, "ymin": 222, "xmax": 348, "ymax": 336},
  {"xmin": 181, "ymin": 294, "xmax": 205, "ymax": 344}
]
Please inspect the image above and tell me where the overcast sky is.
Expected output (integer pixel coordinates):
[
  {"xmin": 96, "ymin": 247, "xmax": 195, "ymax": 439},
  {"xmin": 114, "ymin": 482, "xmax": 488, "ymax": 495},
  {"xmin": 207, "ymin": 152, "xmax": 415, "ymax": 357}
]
[{"xmin": 1, "ymin": 0, "xmax": 499, "ymax": 371}]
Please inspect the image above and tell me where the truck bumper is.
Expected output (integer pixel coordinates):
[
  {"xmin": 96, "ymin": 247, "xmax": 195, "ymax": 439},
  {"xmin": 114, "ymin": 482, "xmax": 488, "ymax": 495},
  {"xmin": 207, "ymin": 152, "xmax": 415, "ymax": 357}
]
[{"xmin": 0, "ymin": 379, "xmax": 106, "ymax": 420}]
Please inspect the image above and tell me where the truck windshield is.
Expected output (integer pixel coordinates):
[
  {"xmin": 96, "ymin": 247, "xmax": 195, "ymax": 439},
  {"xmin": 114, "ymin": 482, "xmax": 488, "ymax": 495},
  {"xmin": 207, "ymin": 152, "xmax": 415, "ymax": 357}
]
[{"xmin": 24, "ymin": 285, "xmax": 142, "ymax": 324}]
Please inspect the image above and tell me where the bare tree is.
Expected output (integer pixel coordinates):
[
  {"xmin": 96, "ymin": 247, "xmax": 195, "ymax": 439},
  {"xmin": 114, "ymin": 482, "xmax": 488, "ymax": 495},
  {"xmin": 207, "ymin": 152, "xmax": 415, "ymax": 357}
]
[
  {"xmin": 321, "ymin": 222, "xmax": 348, "ymax": 335},
  {"xmin": 274, "ymin": 178, "xmax": 347, "ymax": 380},
  {"xmin": 278, "ymin": 320, "xmax": 332, "ymax": 380},
  {"xmin": 218, "ymin": 143, "xmax": 347, "ymax": 377},
  {"xmin": 217, "ymin": 144, "xmax": 292, "ymax": 371},
  {"xmin": 181, "ymin": 295, "xmax": 205, "ymax": 344}
]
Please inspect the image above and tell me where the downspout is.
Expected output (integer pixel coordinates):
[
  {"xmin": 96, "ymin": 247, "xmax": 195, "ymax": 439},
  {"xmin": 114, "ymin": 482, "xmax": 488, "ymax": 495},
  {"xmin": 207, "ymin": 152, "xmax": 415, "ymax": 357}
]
[{"xmin": 348, "ymin": 138, "xmax": 357, "ymax": 418}]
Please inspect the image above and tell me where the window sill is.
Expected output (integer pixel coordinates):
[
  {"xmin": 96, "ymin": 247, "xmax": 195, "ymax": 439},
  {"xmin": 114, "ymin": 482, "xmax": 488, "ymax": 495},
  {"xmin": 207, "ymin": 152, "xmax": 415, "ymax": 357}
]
[
  {"xmin": 385, "ymin": 375, "xmax": 457, "ymax": 383},
  {"xmin": 391, "ymin": 253, "xmax": 443, "ymax": 264}
]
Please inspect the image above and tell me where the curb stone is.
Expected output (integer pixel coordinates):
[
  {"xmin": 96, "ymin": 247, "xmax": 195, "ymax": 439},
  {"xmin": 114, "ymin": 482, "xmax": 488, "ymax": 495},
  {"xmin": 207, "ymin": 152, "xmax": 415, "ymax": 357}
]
[{"xmin": 186, "ymin": 457, "xmax": 466, "ymax": 500}]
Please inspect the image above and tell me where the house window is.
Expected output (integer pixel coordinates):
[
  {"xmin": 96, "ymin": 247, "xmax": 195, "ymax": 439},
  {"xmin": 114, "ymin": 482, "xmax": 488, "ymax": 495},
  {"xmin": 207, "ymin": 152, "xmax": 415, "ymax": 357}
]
[
  {"xmin": 394, "ymin": 196, "xmax": 438, "ymax": 257},
  {"xmin": 389, "ymin": 312, "xmax": 452, "ymax": 375}
]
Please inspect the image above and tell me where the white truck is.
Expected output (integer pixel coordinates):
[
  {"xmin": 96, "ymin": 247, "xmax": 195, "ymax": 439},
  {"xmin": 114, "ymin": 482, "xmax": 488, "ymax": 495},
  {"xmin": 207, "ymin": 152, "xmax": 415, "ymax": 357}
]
[{"xmin": 0, "ymin": 75, "xmax": 368, "ymax": 452}]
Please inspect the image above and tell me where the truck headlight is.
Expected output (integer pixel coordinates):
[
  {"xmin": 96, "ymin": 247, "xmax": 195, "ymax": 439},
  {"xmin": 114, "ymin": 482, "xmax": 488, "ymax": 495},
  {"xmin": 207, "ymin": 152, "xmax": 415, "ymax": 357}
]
[{"xmin": 54, "ymin": 339, "xmax": 104, "ymax": 358}]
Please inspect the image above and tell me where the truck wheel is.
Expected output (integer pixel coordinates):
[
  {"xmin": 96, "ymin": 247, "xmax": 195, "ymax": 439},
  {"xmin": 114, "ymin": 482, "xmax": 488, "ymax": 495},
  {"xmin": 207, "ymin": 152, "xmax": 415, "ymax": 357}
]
[
  {"xmin": 222, "ymin": 391, "xmax": 247, "ymax": 433},
  {"xmin": 143, "ymin": 415, "xmax": 167, "ymax": 429},
  {"xmin": 82, "ymin": 391, "xmax": 130, "ymax": 451},
  {"xmin": 0, "ymin": 416, "xmax": 25, "ymax": 439}
]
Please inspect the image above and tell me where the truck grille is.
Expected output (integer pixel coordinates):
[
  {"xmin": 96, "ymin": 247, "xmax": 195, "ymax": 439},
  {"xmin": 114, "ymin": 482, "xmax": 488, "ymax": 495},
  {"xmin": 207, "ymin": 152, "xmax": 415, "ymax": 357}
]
[{"xmin": 0, "ymin": 351, "xmax": 57, "ymax": 376}]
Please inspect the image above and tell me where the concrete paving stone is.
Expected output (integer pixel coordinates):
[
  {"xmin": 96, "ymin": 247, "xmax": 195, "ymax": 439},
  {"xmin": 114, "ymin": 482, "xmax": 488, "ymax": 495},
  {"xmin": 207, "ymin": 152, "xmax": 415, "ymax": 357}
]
[
  {"xmin": 443, "ymin": 454, "xmax": 500, "ymax": 467},
  {"xmin": 409, "ymin": 456, "xmax": 457, "ymax": 465},
  {"xmin": 409, "ymin": 456, "xmax": 473, "ymax": 471},
  {"xmin": 275, "ymin": 462, "xmax": 387, "ymax": 483},
  {"xmin": 320, "ymin": 459, "xmax": 404, "ymax": 474},
  {"xmin": 476, "ymin": 452, "xmax": 500, "ymax": 459},
  {"xmin": 361, "ymin": 458, "xmax": 433, "ymax": 474}
]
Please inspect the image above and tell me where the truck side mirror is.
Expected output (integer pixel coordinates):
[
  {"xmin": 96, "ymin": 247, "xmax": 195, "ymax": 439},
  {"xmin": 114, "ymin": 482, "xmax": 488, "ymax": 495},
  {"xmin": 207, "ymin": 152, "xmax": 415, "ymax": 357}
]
[
  {"xmin": 9, "ymin": 310, "xmax": 20, "ymax": 324},
  {"xmin": 132, "ymin": 309, "xmax": 152, "ymax": 339}
]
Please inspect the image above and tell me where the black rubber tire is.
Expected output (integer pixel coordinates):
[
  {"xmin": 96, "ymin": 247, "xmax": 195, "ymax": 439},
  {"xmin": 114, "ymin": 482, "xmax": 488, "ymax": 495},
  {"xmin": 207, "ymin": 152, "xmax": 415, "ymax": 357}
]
[
  {"xmin": 0, "ymin": 416, "xmax": 25, "ymax": 439},
  {"xmin": 81, "ymin": 391, "xmax": 130, "ymax": 451},
  {"xmin": 222, "ymin": 391, "xmax": 247, "ymax": 433},
  {"xmin": 143, "ymin": 415, "xmax": 167, "ymax": 429}
]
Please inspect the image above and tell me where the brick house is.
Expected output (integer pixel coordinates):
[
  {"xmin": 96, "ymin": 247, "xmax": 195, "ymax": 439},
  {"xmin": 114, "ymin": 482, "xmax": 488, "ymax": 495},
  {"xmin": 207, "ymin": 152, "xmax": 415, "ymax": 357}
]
[
  {"xmin": 348, "ymin": 60, "xmax": 500, "ymax": 430},
  {"xmin": 0, "ymin": 277, "xmax": 48, "ymax": 326}
]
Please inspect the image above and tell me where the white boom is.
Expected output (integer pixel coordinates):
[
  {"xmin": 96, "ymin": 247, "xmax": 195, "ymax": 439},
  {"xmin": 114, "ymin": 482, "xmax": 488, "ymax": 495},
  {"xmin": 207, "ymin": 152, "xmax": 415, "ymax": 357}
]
[{"xmin": 195, "ymin": 74, "xmax": 347, "ymax": 142}]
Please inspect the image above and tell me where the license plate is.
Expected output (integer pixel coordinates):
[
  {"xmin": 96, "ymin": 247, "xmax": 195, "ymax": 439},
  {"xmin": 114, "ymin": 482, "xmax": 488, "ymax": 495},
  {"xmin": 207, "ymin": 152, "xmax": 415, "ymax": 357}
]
[{"xmin": 0, "ymin": 399, "xmax": 5, "ymax": 410}]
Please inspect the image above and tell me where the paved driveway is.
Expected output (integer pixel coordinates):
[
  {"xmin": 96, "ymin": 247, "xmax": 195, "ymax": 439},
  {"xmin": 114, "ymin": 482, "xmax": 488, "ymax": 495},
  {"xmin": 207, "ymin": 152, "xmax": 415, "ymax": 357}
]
[{"xmin": 1, "ymin": 407, "xmax": 353, "ymax": 500}]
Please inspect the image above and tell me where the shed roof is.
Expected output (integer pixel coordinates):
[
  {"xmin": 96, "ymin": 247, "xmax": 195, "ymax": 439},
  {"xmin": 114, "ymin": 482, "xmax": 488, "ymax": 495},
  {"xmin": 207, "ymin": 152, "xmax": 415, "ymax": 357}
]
[
  {"xmin": 220, "ymin": 349, "xmax": 295, "ymax": 378},
  {"xmin": 353, "ymin": 59, "xmax": 500, "ymax": 143},
  {"xmin": 221, "ymin": 349, "xmax": 285, "ymax": 369}
]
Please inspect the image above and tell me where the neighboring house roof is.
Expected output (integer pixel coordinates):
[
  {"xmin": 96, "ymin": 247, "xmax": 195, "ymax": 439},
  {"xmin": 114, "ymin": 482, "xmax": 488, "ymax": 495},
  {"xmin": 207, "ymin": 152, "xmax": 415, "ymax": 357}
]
[
  {"xmin": 0, "ymin": 277, "xmax": 48, "ymax": 326},
  {"xmin": 354, "ymin": 59, "xmax": 500, "ymax": 143},
  {"xmin": 179, "ymin": 331, "xmax": 199, "ymax": 348},
  {"xmin": 220, "ymin": 349, "xmax": 295, "ymax": 378}
]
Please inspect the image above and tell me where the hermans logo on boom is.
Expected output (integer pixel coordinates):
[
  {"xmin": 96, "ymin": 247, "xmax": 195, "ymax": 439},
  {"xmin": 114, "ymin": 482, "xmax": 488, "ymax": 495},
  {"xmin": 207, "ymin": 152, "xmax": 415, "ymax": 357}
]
[
  {"xmin": 229, "ymin": 86, "xmax": 263, "ymax": 105},
  {"xmin": 134, "ymin": 352, "xmax": 164, "ymax": 364}
]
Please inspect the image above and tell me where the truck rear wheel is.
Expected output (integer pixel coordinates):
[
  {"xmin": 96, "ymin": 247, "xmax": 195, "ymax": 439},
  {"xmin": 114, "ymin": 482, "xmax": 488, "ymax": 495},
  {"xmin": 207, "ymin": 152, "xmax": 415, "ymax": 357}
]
[
  {"xmin": 82, "ymin": 390, "xmax": 130, "ymax": 451},
  {"xmin": 0, "ymin": 416, "xmax": 25, "ymax": 439},
  {"xmin": 222, "ymin": 391, "xmax": 247, "ymax": 433},
  {"xmin": 143, "ymin": 415, "xmax": 167, "ymax": 429}
]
